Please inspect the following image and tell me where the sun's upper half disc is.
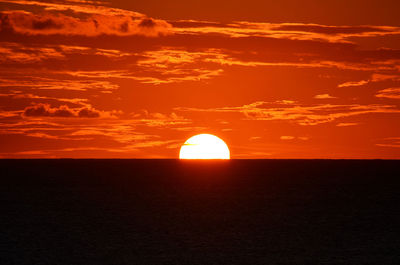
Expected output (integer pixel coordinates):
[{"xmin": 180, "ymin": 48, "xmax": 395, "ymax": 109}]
[{"xmin": 179, "ymin": 134, "xmax": 230, "ymax": 159}]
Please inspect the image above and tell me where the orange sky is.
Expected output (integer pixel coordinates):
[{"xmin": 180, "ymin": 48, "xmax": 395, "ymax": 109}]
[{"xmin": 0, "ymin": 0, "xmax": 399, "ymax": 158}]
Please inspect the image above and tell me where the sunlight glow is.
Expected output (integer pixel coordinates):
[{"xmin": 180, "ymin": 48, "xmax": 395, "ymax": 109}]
[{"xmin": 179, "ymin": 134, "xmax": 230, "ymax": 159}]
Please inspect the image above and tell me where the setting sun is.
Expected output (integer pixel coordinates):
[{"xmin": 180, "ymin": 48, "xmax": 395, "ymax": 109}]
[{"xmin": 179, "ymin": 134, "xmax": 230, "ymax": 159}]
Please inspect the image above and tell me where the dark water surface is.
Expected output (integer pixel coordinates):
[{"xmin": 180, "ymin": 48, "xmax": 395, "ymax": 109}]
[{"xmin": 1, "ymin": 159, "xmax": 399, "ymax": 264}]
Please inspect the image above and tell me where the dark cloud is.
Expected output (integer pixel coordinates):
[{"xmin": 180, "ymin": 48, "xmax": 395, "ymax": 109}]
[
  {"xmin": 23, "ymin": 104, "xmax": 105, "ymax": 118},
  {"xmin": 139, "ymin": 18, "xmax": 156, "ymax": 28},
  {"xmin": 78, "ymin": 108, "xmax": 100, "ymax": 118},
  {"xmin": 23, "ymin": 103, "xmax": 74, "ymax": 117},
  {"xmin": 0, "ymin": 11, "xmax": 172, "ymax": 37},
  {"xmin": 119, "ymin": 21, "xmax": 129, "ymax": 33},
  {"xmin": 31, "ymin": 17, "xmax": 64, "ymax": 30}
]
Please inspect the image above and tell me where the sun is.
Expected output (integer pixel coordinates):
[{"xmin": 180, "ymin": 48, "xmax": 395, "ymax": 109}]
[{"xmin": 179, "ymin": 134, "xmax": 230, "ymax": 159}]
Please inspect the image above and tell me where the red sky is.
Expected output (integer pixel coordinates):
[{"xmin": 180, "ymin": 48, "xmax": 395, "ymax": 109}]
[{"xmin": 0, "ymin": 0, "xmax": 399, "ymax": 158}]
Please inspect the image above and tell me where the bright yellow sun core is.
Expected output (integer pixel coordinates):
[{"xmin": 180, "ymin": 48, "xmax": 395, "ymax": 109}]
[{"xmin": 179, "ymin": 134, "xmax": 230, "ymax": 159}]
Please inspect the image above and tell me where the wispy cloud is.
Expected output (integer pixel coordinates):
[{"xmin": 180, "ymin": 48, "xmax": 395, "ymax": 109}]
[
  {"xmin": 0, "ymin": 90, "xmax": 90, "ymax": 107},
  {"xmin": 338, "ymin": 80, "xmax": 369, "ymax": 88},
  {"xmin": 133, "ymin": 111, "xmax": 191, "ymax": 127},
  {"xmin": 0, "ymin": 75, "xmax": 119, "ymax": 92},
  {"xmin": 173, "ymin": 21, "xmax": 400, "ymax": 43},
  {"xmin": 62, "ymin": 68, "xmax": 223, "ymax": 85},
  {"xmin": 0, "ymin": 42, "xmax": 135, "ymax": 63},
  {"xmin": 338, "ymin": 74, "xmax": 400, "ymax": 88},
  {"xmin": 176, "ymin": 101, "xmax": 400, "ymax": 125},
  {"xmin": 280, "ymin": 136, "xmax": 309, "ymax": 140},
  {"xmin": 376, "ymin": 87, "xmax": 400, "ymax": 99},
  {"xmin": 336, "ymin": 122, "xmax": 359, "ymax": 127},
  {"xmin": 314, "ymin": 94, "xmax": 337, "ymax": 99},
  {"xmin": 280, "ymin": 135, "xmax": 295, "ymax": 140},
  {"xmin": 0, "ymin": 42, "xmax": 64, "ymax": 62},
  {"xmin": 376, "ymin": 137, "xmax": 400, "ymax": 148}
]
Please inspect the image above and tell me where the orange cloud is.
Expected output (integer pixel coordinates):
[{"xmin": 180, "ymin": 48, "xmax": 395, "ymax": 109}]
[
  {"xmin": 280, "ymin": 136, "xmax": 309, "ymax": 140},
  {"xmin": 336, "ymin": 122, "xmax": 359, "ymax": 127},
  {"xmin": 0, "ymin": 90, "xmax": 90, "ymax": 107},
  {"xmin": 0, "ymin": 75, "xmax": 119, "ymax": 92},
  {"xmin": 338, "ymin": 74, "xmax": 400, "ymax": 88},
  {"xmin": 338, "ymin": 80, "xmax": 369, "ymax": 88},
  {"xmin": 0, "ymin": 42, "xmax": 64, "ymax": 62},
  {"xmin": 314, "ymin": 94, "xmax": 337, "ymax": 99},
  {"xmin": 0, "ymin": 0, "xmax": 144, "ymax": 17},
  {"xmin": 376, "ymin": 137, "xmax": 400, "ymax": 148},
  {"xmin": 63, "ymin": 68, "xmax": 223, "ymax": 85},
  {"xmin": 132, "ymin": 111, "xmax": 191, "ymax": 127},
  {"xmin": 176, "ymin": 101, "xmax": 400, "ymax": 126},
  {"xmin": 376, "ymin": 88, "xmax": 400, "ymax": 99},
  {"xmin": 0, "ymin": 42, "xmax": 135, "ymax": 63},
  {"xmin": 280, "ymin": 136, "xmax": 295, "ymax": 140},
  {"xmin": 173, "ymin": 21, "xmax": 400, "ymax": 43}
]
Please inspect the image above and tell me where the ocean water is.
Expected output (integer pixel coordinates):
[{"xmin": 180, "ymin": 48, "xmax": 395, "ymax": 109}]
[{"xmin": 1, "ymin": 159, "xmax": 399, "ymax": 264}]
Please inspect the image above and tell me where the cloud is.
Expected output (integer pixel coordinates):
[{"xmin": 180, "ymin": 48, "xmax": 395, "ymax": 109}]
[
  {"xmin": 7, "ymin": 3, "xmax": 393, "ymax": 43},
  {"xmin": 176, "ymin": 101, "xmax": 400, "ymax": 126},
  {"xmin": 336, "ymin": 122, "xmax": 359, "ymax": 127},
  {"xmin": 3, "ymin": 1, "xmax": 400, "ymax": 43},
  {"xmin": 280, "ymin": 136, "xmax": 295, "ymax": 140},
  {"xmin": 0, "ymin": 10, "xmax": 172, "ymax": 37},
  {"xmin": 173, "ymin": 21, "xmax": 400, "ymax": 43},
  {"xmin": 314, "ymin": 94, "xmax": 337, "ymax": 99},
  {"xmin": 0, "ymin": 115, "xmax": 156, "ymax": 144},
  {"xmin": 0, "ymin": 42, "xmax": 64, "ymax": 62},
  {"xmin": 280, "ymin": 136, "xmax": 309, "ymax": 140},
  {"xmin": 376, "ymin": 87, "xmax": 400, "ymax": 99},
  {"xmin": 338, "ymin": 80, "xmax": 369, "ymax": 88},
  {"xmin": 371, "ymin": 73, "xmax": 400, "ymax": 82},
  {"xmin": 272, "ymin": 24, "xmax": 393, "ymax": 36},
  {"xmin": 69, "ymin": 126, "xmax": 152, "ymax": 143},
  {"xmin": 201, "ymin": 51, "xmax": 399, "ymax": 72},
  {"xmin": 0, "ymin": 42, "xmax": 135, "ymax": 64},
  {"xmin": 77, "ymin": 108, "xmax": 100, "ymax": 118},
  {"xmin": 0, "ymin": 138, "xmax": 183, "ymax": 157},
  {"xmin": 376, "ymin": 137, "xmax": 400, "ymax": 148},
  {"xmin": 130, "ymin": 46, "xmax": 399, "ymax": 85},
  {"xmin": 172, "ymin": 126, "xmax": 208, "ymax": 132},
  {"xmin": 0, "ymin": 75, "xmax": 119, "ymax": 92},
  {"xmin": 0, "ymin": 90, "xmax": 90, "ymax": 107},
  {"xmin": 124, "ymin": 139, "xmax": 181, "ymax": 149},
  {"xmin": 0, "ymin": 110, "xmax": 20, "ymax": 118},
  {"xmin": 63, "ymin": 68, "xmax": 224, "ymax": 85},
  {"xmin": 133, "ymin": 111, "xmax": 191, "ymax": 127},
  {"xmin": 23, "ymin": 103, "xmax": 75, "ymax": 117},
  {"xmin": 22, "ymin": 103, "xmax": 119, "ymax": 118},
  {"xmin": 0, "ymin": 0, "xmax": 143, "ymax": 17},
  {"xmin": 338, "ymin": 74, "xmax": 400, "ymax": 88}
]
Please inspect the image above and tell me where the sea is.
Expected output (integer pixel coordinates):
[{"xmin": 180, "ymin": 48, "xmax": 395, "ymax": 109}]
[{"xmin": 1, "ymin": 159, "xmax": 399, "ymax": 264}]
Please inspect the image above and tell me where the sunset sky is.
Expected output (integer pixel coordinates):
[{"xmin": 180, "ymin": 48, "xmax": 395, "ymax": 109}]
[{"xmin": 0, "ymin": 0, "xmax": 399, "ymax": 158}]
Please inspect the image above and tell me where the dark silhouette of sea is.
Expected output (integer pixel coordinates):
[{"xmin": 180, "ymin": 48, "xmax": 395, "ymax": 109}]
[{"xmin": 1, "ymin": 159, "xmax": 399, "ymax": 264}]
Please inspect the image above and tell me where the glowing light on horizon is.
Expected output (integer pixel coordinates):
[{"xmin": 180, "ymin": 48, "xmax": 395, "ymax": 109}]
[{"xmin": 179, "ymin": 134, "xmax": 230, "ymax": 159}]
